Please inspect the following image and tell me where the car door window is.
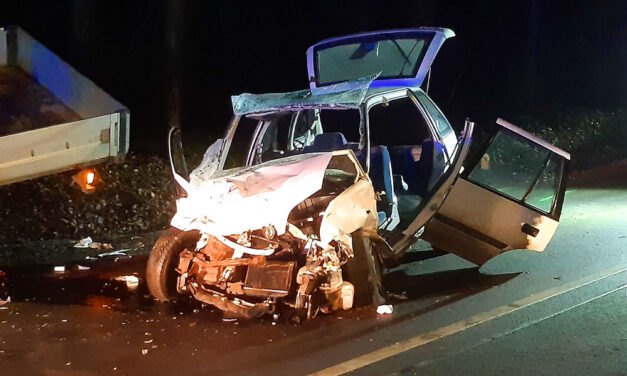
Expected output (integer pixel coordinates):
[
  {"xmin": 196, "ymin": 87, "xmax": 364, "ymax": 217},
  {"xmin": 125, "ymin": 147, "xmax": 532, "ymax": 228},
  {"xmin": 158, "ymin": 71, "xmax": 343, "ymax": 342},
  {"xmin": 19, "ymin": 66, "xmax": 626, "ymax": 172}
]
[
  {"xmin": 289, "ymin": 110, "xmax": 321, "ymax": 151},
  {"xmin": 466, "ymin": 128, "xmax": 562, "ymax": 214},
  {"xmin": 413, "ymin": 90, "xmax": 453, "ymax": 137},
  {"xmin": 258, "ymin": 115, "xmax": 292, "ymax": 163},
  {"xmin": 223, "ymin": 116, "xmax": 259, "ymax": 170},
  {"xmin": 524, "ymin": 155, "xmax": 562, "ymax": 213}
]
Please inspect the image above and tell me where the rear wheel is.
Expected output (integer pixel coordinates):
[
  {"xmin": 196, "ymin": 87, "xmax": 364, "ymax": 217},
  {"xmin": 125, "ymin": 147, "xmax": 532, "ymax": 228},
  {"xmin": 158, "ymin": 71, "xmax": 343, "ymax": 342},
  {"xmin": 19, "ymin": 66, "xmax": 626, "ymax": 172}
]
[
  {"xmin": 342, "ymin": 231, "xmax": 386, "ymax": 307},
  {"xmin": 146, "ymin": 227, "xmax": 200, "ymax": 301}
]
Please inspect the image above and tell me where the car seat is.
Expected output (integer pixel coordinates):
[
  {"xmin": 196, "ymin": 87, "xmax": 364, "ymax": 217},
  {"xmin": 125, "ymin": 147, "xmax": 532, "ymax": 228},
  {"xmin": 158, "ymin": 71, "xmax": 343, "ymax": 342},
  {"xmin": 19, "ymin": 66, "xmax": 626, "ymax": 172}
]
[
  {"xmin": 303, "ymin": 132, "xmax": 348, "ymax": 153},
  {"xmin": 369, "ymin": 145, "xmax": 400, "ymax": 231}
]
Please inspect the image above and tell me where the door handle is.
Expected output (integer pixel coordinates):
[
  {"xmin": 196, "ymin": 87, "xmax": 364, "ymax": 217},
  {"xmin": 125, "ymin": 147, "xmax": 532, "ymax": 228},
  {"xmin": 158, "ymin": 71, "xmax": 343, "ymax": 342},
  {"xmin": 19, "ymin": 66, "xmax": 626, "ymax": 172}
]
[{"xmin": 521, "ymin": 223, "xmax": 539, "ymax": 237}]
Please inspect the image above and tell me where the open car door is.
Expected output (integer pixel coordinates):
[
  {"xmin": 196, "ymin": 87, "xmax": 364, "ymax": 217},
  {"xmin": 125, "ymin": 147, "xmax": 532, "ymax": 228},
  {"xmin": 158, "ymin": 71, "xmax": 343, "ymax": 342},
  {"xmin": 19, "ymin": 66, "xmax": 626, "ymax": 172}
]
[{"xmin": 422, "ymin": 119, "xmax": 570, "ymax": 265}]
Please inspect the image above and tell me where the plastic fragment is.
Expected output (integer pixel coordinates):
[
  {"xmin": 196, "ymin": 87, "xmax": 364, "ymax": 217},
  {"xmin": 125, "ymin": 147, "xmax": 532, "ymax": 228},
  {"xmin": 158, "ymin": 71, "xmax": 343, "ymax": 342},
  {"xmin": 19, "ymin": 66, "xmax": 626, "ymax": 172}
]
[
  {"xmin": 77, "ymin": 265, "xmax": 90, "ymax": 271},
  {"xmin": 0, "ymin": 296, "xmax": 10, "ymax": 306},
  {"xmin": 98, "ymin": 249, "xmax": 129, "ymax": 257},
  {"xmin": 73, "ymin": 237, "xmax": 93, "ymax": 248},
  {"xmin": 376, "ymin": 304, "xmax": 394, "ymax": 315},
  {"xmin": 115, "ymin": 275, "xmax": 139, "ymax": 290},
  {"xmin": 54, "ymin": 266, "xmax": 66, "ymax": 273}
]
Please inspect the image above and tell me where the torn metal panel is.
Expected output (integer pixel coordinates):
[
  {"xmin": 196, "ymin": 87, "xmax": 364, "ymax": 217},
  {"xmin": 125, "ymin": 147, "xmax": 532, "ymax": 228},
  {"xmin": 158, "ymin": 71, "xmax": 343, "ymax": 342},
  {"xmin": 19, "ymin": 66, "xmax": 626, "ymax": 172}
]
[
  {"xmin": 320, "ymin": 178, "xmax": 378, "ymax": 245},
  {"xmin": 171, "ymin": 152, "xmax": 333, "ymax": 237}
]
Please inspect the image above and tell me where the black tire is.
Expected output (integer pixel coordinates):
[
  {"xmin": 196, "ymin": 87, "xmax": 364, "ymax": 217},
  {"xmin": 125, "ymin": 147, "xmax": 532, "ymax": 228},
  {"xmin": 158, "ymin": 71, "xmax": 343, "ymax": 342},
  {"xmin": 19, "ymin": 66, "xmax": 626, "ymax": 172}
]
[
  {"xmin": 146, "ymin": 227, "xmax": 200, "ymax": 301},
  {"xmin": 342, "ymin": 231, "xmax": 386, "ymax": 307}
]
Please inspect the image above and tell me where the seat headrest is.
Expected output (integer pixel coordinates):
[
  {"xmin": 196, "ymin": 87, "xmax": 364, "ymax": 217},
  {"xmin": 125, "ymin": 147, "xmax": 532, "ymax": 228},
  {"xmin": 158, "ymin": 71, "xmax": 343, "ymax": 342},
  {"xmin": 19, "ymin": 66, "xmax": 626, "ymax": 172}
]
[{"xmin": 307, "ymin": 132, "xmax": 348, "ymax": 152}]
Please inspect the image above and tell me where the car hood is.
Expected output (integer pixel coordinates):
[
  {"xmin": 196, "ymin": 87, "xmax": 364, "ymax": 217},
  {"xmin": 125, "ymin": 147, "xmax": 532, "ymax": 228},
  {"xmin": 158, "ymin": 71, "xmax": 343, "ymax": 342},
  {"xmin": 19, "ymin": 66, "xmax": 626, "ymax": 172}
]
[{"xmin": 171, "ymin": 152, "xmax": 333, "ymax": 237}]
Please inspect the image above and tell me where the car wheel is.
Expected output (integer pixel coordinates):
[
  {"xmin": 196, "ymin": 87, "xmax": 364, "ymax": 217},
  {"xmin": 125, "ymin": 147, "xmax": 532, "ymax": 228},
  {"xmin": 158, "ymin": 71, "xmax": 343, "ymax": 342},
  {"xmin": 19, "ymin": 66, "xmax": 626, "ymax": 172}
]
[
  {"xmin": 146, "ymin": 227, "xmax": 200, "ymax": 301},
  {"xmin": 342, "ymin": 231, "xmax": 386, "ymax": 307}
]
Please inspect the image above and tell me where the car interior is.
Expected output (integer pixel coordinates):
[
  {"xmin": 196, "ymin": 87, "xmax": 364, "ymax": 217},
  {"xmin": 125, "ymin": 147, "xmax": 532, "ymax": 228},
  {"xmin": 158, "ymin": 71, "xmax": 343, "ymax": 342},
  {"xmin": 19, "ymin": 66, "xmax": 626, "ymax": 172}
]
[{"xmin": 251, "ymin": 96, "xmax": 448, "ymax": 232}]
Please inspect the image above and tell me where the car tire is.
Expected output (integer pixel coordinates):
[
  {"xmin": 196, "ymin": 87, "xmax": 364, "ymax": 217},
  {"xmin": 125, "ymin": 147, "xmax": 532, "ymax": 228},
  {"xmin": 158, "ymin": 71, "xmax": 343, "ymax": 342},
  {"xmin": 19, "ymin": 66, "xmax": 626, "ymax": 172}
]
[
  {"xmin": 146, "ymin": 227, "xmax": 200, "ymax": 302},
  {"xmin": 343, "ymin": 231, "xmax": 386, "ymax": 307}
]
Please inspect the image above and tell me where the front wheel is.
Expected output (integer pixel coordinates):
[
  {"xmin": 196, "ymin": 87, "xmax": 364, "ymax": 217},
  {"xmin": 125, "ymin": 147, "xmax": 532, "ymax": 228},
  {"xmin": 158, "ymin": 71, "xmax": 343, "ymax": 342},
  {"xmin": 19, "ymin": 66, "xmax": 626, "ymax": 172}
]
[{"xmin": 146, "ymin": 227, "xmax": 199, "ymax": 301}]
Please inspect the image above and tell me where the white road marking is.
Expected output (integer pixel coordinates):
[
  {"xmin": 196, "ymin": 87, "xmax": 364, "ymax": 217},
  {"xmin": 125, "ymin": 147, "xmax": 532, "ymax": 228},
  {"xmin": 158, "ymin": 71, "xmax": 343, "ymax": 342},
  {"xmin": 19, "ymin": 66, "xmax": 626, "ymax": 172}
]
[{"xmin": 310, "ymin": 265, "xmax": 627, "ymax": 376}]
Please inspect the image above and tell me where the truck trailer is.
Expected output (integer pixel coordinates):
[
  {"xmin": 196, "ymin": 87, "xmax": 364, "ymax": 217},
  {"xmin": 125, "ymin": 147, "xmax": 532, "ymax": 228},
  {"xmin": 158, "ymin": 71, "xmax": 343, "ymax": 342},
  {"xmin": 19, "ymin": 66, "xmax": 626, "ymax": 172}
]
[{"xmin": 0, "ymin": 25, "xmax": 129, "ymax": 186}]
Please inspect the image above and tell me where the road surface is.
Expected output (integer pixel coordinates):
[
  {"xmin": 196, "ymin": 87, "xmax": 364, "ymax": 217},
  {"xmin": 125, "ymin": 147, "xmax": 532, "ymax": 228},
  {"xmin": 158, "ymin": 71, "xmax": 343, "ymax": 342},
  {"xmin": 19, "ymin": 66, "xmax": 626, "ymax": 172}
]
[{"xmin": 0, "ymin": 183, "xmax": 625, "ymax": 375}]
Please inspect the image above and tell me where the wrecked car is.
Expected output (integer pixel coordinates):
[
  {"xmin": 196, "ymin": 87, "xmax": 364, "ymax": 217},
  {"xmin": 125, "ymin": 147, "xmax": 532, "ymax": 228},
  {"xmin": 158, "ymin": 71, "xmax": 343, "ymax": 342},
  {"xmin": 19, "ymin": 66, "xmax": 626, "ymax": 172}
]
[{"xmin": 146, "ymin": 28, "xmax": 570, "ymax": 320}]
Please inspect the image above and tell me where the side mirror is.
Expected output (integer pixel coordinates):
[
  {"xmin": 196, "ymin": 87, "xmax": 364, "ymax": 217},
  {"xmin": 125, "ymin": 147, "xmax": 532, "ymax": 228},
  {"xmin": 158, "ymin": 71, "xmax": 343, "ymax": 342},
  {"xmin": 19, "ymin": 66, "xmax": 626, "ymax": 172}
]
[{"xmin": 168, "ymin": 127, "xmax": 189, "ymax": 196}]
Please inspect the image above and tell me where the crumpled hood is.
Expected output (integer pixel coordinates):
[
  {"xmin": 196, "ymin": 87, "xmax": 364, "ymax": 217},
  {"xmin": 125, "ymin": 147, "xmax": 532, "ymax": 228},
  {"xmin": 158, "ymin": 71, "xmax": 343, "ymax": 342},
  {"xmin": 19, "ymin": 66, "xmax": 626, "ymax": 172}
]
[{"xmin": 171, "ymin": 153, "xmax": 333, "ymax": 236}]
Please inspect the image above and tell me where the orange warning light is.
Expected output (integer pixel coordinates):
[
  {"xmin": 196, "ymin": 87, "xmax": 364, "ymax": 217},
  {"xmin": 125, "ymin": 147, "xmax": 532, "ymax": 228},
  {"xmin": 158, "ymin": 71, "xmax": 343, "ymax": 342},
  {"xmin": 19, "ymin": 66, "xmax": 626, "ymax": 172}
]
[{"xmin": 72, "ymin": 168, "xmax": 99, "ymax": 194}]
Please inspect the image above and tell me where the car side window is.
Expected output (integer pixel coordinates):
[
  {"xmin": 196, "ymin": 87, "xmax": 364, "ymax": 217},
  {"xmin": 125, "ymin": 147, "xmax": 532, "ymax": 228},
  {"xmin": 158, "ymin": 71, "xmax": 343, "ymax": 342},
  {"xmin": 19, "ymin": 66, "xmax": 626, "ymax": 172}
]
[
  {"xmin": 258, "ymin": 115, "xmax": 292, "ymax": 163},
  {"xmin": 223, "ymin": 116, "xmax": 259, "ymax": 170},
  {"xmin": 413, "ymin": 90, "xmax": 453, "ymax": 137},
  {"xmin": 289, "ymin": 110, "xmax": 321, "ymax": 151},
  {"xmin": 466, "ymin": 129, "xmax": 562, "ymax": 213},
  {"xmin": 368, "ymin": 97, "xmax": 430, "ymax": 147},
  {"xmin": 524, "ymin": 155, "xmax": 562, "ymax": 213}
]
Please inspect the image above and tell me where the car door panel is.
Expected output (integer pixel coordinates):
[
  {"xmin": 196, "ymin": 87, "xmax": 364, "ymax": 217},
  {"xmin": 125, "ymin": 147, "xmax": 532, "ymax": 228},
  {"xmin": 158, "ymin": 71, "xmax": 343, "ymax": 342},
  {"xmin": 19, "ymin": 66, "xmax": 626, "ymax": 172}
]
[{"xmin": 422, "ymin": 119, "xmax": 569, "ymax": 265}]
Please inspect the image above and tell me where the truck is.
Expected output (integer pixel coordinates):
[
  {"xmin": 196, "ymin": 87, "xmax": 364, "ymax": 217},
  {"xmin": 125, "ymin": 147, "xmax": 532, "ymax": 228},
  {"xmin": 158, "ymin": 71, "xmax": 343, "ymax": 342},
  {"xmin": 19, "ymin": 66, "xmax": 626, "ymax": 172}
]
[{"xmin": 0, "ymin": 25, "xmax": 129, "ymax": 186}]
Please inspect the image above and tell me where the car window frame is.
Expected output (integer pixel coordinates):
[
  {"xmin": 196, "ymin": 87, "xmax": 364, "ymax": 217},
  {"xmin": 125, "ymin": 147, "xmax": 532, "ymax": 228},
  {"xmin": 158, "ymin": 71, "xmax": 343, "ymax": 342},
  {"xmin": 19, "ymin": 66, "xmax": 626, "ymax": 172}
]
[
  {"xmin": 365, "ymin": 88, "xmax": 443, "ymax": 167},
  {"xmin": 460, "ymin": 127, "xmax": 569, "ymax": 220},
  {"xmin": 411, "ymin": 89, "xmax": 454, "ymax": 138}
]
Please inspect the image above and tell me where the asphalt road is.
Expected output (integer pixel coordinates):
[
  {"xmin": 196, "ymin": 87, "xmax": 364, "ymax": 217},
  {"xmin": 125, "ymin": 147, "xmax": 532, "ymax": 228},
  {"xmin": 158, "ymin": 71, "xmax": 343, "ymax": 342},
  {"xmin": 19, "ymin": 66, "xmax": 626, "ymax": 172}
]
[{"xmin": 0, "ymin": 183, "xmax": 626, "ymax": 376}]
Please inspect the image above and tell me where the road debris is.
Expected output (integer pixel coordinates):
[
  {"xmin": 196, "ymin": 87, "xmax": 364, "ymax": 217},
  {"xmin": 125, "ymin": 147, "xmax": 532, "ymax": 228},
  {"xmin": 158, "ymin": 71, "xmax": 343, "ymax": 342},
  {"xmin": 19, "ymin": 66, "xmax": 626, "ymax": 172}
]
[
  {"xmin": 115, "ymin": 275, "xmax": 139, "ymax": 290},
  {"xmin": 98, "ymin": 249, "xmax": 129, "ymax": 258},
  {"xmin": 54, "ymin": 266, "xmax": 66, "ymax": 273},
  {"xmin": 0, "ymin": 296, "xmax": 10, "ymax": 306},
  {"xmin": 73, "ymin": 237, "xmax": 93, "ymax": 248},
  {"xmin": 77, "ymin": 265, "xmax": 91, "ymax": 271},
  {"xmin": 376, "ymin": 304, "xmax": 394, "ymax": 315}
]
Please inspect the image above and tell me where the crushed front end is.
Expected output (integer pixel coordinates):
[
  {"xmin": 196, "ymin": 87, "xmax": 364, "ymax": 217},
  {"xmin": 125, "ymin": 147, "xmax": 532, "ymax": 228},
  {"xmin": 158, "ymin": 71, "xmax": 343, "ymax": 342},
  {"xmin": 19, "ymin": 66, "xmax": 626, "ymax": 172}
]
[{"xmin": 166, "ymin": 150, "xmax": 378, "ymax": 320}]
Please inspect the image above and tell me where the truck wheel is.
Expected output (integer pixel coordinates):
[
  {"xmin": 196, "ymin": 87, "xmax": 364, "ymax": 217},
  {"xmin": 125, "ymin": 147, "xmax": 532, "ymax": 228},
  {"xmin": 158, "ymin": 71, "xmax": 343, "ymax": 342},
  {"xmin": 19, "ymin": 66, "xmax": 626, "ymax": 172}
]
[
  {"xmin": 146, "ymin": 227, "xmax": 199, "ymax": 301},
  {"xmin": 342, "ymin": 231, "xmax": 386, "ymax": 307}
]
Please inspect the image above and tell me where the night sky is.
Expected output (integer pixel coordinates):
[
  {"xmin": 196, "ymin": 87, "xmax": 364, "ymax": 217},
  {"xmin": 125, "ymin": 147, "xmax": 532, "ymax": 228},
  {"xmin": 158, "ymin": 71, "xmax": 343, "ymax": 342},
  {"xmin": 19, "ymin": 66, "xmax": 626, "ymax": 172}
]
[{"xmin": 2, "ymin": 0, "xmax": 626, "ymax": 154}]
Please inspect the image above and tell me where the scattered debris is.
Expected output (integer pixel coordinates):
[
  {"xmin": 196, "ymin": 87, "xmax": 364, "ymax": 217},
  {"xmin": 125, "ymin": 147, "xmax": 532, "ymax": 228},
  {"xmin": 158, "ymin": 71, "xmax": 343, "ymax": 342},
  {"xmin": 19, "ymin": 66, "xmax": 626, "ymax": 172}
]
[
  {"xmin": 0, "ymin": 296, "xmax": 10, "ymax": 306},
  {"xmin": 376, "ymin": 304, "xmax": 394, "ymax": 315},
  {"xmin": 141, "ymin": 349, "xmax": 148, "ymax": 355},
  {"xmin": 54, "ymin": 266, "xmax": 66, "ymax": 273},
  {"xmin": 77, "ymin": 265, "xmax": 91, "ymax": 271},
  {"xmin": 73, "ymin": 237, "xmax": 93, "ymax": 248},
  {"xmin": 115, "ymin": 275, "xmax": 139, "ymax": 290},
  {"xmin": 98, "ymin": 249, "xmax": 129, "ymax": 258}
]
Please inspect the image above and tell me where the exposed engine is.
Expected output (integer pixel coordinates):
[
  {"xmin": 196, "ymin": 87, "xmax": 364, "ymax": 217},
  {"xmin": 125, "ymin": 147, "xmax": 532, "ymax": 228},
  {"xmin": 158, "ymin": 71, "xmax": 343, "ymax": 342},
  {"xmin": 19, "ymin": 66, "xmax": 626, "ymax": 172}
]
[
  {"xmin": 175, "ymin": 191, "xmax": 357, "ymax": 320},
  {"xmin": 165, "ymin": 151, "xmax": 378, "ymax": 320}
]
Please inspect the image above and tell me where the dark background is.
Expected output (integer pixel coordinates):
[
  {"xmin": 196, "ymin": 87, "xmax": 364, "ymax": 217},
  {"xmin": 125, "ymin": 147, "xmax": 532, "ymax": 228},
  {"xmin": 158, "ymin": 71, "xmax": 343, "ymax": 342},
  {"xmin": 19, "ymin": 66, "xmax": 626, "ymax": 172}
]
[{"xmin": 2, "ymin": 0, "xmax": 626, "ymax": 154}]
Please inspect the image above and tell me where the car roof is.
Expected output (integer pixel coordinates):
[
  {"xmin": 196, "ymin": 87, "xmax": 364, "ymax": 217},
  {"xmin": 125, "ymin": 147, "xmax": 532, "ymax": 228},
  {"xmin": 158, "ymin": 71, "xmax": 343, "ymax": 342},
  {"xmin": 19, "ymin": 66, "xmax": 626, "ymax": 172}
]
[{"xmin": 231, "ymin": 78, "xmax": 420, "ymax": 116}]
